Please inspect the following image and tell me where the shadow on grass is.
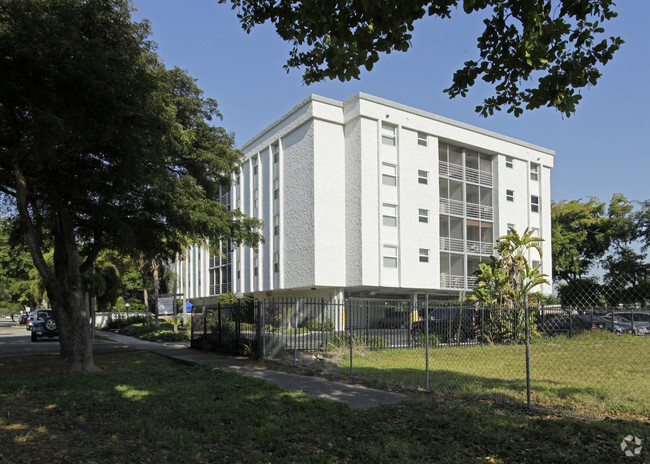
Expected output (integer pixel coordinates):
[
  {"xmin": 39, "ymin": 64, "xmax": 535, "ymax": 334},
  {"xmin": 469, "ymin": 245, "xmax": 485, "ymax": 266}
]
[{"xmin": 0, "ymin": 353, "xmax": 648, "ymax": 464}]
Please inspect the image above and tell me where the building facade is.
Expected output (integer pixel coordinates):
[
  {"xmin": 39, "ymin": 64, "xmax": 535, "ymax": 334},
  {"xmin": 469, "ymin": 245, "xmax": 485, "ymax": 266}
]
[{"xmin": 174, "ymin": 93, "xmax": 554, "ymax": 303}]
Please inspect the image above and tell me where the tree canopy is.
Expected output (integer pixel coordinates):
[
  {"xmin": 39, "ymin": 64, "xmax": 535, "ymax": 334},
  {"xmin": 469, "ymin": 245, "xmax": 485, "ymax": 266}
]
[
  {"xmin": 222, "ymin": 0, "xmax": 623, "ymax": 117},
  {"xmin": 0, "ymin": 0, "xmax": 262, "ymax": 370}
]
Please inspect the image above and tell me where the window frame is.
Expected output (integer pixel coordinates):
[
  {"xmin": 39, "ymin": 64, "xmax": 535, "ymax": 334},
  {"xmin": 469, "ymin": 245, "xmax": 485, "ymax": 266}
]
[
  {"xmin": 505, "ymin": 156, "xmax": 514, "ymax": 168},
  {"xmin": 381, "ymin": 122, "xmax": 396, "ymax": 146},
  {"xmin": 530, "ymin": 162, "xmax": 539, "ymax": 181},
  {"xmin": 418, "ymin": 208, "xmax": 429, "ymax": 224},
  {"xmin": 382, "ymin": 245, "xmax": 398, "ymax": 268},
  {"xmin": 531, "ymin": 195, "xmax": 540, "ymax": 213},
  {"xmin": 506, "ymin": 189, "xmax": 514, "ymax": 202},
  {"xmin": 382, "ymin": 204, "xmax": 397, "ymax": 227},
  {"xmin": 382, "ymin": 163, "xmax": 397, "ymax": 186},
  {"xmin": 419, "ymin": 248, "xmax": 430, "ymax": 263},
  {"xmin": 418, "ymin": 169, "xmax": 428, "ymax": 185},
  {"xmin": 417, "ymin": 132, "xmax": 427, "ymax": 147}
]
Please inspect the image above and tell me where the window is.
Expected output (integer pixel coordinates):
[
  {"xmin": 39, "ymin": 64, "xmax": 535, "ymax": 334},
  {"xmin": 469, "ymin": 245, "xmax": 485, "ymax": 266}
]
[
  {"xmin": 253, "ymin": 189, "xmax": 259, "ymax": 210},
  {"xmin": 382, "ymin": 163, "xmax": 397, "ymax": 186},
  {"xmin": 417, "ymin": 132, "xmax": 427, "ymax": 147},
  {"xmin": 381, "ymin": 122, "xmax": 396, "ymax": 146},
  {"xmin": 272, "ymin": 144, "xmax": 279, "ymax": 164},
  {"xmin": 419, "ymin": 248, "xmax": 430, "ymax": 263},
  {"xmin": 532, "ymin": 260, "xmax": 542, "ymax": 270},
  {"xmin": 273, "ymin": 215, "xmax": 280, "ymax": 236},
  {"xmin": 418, "ymin": 170, "xmax": 428, "ymax": 185},
  {"xmin": 274, "ymin": 252, "xmax": 279, "ymax": 273},
  {"xmin": 382, "ymin": 204, "xmax": 397, "ymax": 227},
  {"xmin": 254, "ymin": 256, "xmax": 259, "ymax": 276},
  {"xmin": 273, "ymin": 179, "xmax": 279, "ymax": 199},
  {"xmin": 237, "ymin": 261, "xmax": 241, "ymax": 280},
  {"xmin": 383, "ymin": 246, "xmax": 398, "ymax": 268},
  {"xmin": 506, "ymin": 189, "xmax": 514, "ymax": 202},
  {"xmin": 507, "ymin": 223, "xmax": 516, "ymax": 233},
  {"xmin": 418, "ymin": 208, "xmax": 429, "ymax": 223},
  {"xmin": 252, "ymin": 157, "xmax": 258, "ymax": 176},
  {"xmin": 531, "ymin": 195, "xmax": 540, "ymax": 213},
  {"xmin": 505, "ymin": 156, "xmax": 513, "ymax": 168},
  {"xmin": 530, "ymin": 163, "xmax": 539, "ymax": 181}
]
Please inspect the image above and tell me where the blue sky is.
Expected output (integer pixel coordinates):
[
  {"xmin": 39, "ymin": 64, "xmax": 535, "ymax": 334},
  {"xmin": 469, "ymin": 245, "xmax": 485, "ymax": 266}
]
[{"xmin": 132, "ymin": 0, "xmax": 649, "ymax": 205}]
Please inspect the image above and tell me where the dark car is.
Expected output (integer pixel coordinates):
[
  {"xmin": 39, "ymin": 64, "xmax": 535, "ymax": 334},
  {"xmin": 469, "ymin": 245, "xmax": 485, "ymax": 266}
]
[
  {"xmin": 29, "ymin": 308, "xmax": 58, "ymax": 342},
  {"xmin": 411, "ymin": 306, "xmax": 476, "ymax": 343},
  {"xmin": 605, "ymin": 312, "xmax": 650, "ymax": 336},
  {"xmin": 540, "ymin": 314, "xmax": 607, "ymax": 336},
  {"xmin": 18, "ymin": 313, "xmax": 28, "ymax": 325}
]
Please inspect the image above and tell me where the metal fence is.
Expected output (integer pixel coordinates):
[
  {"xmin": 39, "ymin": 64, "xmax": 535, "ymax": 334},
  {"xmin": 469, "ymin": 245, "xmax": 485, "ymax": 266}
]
[{"xmin": 191, "ymin": 279, "xmax": 650, "ymax": 419}]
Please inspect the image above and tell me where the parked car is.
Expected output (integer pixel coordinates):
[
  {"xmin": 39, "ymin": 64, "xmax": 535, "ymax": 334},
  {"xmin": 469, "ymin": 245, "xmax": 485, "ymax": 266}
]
[
  {"xmin": 18, "ymin": 313, "xmax": 28, "ymax": 325},
  {"xmin": 604, "ymin": 312, "xmax": 650, "ymax": 336},
  {"xmin": 29, "ymin": 308, "xmax": 58, "ymax": 342},
  {"xmin": 540, "ymin": 314, "xmax": 608, "ymax": 336},
  {"xmin": 411, "ymin": 307, "xmax": 476, "ymax": 343}
]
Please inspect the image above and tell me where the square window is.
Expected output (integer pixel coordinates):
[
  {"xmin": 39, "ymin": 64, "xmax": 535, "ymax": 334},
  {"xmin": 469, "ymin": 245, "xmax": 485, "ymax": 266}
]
[
  {"xmin": 381, "ymin": 122, "xmax": 396, "ymax": 146},
  {"xmin": 417, "ymin": 132, "xmax": 427, "ymax": 147},
  {"xmin": 505, "ymin": 157, "xmax": 513, "ymax": 168},
  {"xmin": 382, "ymin": 163, "xmax": 397, "ymax": 186},
  {"xmin": 382, "ymin": 204, "xmax": 397, "ymax": 227},
  {"xmin": 506, "ymin": 189, "xmax": 514, "ymax": 202},
  {"xmin": 418, "ymin": 170, "xmax": 428, "ymax": 185},
  {"xmin": 383, "ymin": 245, "xmax": 398, "ymax": 268},
  {"xmin": 531, "ymin": 195, "xmax": 540, "ymax": 213},
  {"xmin": 530, "ymin": 163, "xmax": 539, "ymax": 181},
  {"xmin": 418, "ymin": 208, "xmax": 429, "ymax": 223},
  {"xmin": 419, "ymin": 248, "xmax": 429, "ymax": 263}
]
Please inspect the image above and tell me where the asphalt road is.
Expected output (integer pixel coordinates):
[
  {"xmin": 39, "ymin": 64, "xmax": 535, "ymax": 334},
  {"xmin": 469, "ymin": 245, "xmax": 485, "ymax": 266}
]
[{"xmin": 0, "ymin": 317, "xmax": 63, "ymax": 356}]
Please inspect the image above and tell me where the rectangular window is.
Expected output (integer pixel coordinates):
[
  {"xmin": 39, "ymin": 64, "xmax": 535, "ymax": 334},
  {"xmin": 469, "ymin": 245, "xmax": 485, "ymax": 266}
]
[
  {"xmin": 417, "ymin": 132, "xmax": 427, "ymax": 147},
  {"xmin": 252, "ymin": 157, "xmax": 258, "ymax": 176},
  {"xmin": 418, "ymin": 208, "xmax": 429, "ymax": 223},
  {"xmin": 253, "ymin": 189, "xmax": 259, "ymax": 210},
  {"xmin": 506, "ymin": 189, "xmax": 514, "ymax": 202},
  {"xmin": 273, "ymin": 178, "xmax": 279, "ymax": 199},
  {"xmin": 382, "ymin": 204, "xmax": 397, "ymax": 227},
  {"xmin": 274, "ymin": 252, "xmax": 279, "ymax": 273},
  {"xmin": 273, "ymin": 215, "xmax": 280, "ymax": 236},
  {"xmin": 419, "ymin": 248, "xmax": 430, "ymax": 263},
  {"xmin": 505, "ymin": 156, "xmax": 513, "ymax": 168},
  {"xmin": 382, "ymin": 163, "xmax": 397, "ymax": 186},
  {"xmin": 531, "ymin": 195, "xmax": 540, "ymax": 213},
  {"xmin": 383, "ymin": 245, "xmax": 398, "ymax": 268},
  {"xmin": 237, "ymin": 262, "xmax": 240, "ymax": 280},
  {"xmin": 530, "ymin": 163, "xmax": 539, "ymax": 181},
  {"xmin": 418, "ymin": 170, "xmax": 428, "ymax": 185},
  {"xmin": 254, "ymin": 256, "xmax": 258, "ymax": 277},
  {"xmin": 381, "ymin": 122, "xmax": 396, "ymax": 146},
  {"xmin": 532, "ymin": 260, "xmax": 542, "ymax": 270},
  {"xmin": 272, "ymin": 144, "xmax": 279, "ymax": 164}
]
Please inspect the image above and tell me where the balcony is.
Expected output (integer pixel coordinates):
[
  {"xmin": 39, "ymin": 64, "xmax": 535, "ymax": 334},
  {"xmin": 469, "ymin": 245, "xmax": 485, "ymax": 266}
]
[
  {"xmin": 466, "ymin": 202, "xmax": 493, "ymax": 221},
  {"xmin": 465, "ymin": 166, "xmax": 493, "ymax": 187},
  {"xmin": 440, "ymin": 274, "xmax": 466, "ymax": 289},
  {"xmin": 440, "ymin": 161, "xmax": 493, "ymax": 187},
  {"xmin": 440, "ymin": 198, "xmax": 464, "ymax": 216},
  {"xmin": 439, "ymin": 161, "xmax": 463, "ymax": 180},
  {"xmin": 440, "ymin": 237, "xmax": 464, "ymax": 253},
  {"xmin": 466, "ymin": 240, "xmax": 494, "ymax": 255}
]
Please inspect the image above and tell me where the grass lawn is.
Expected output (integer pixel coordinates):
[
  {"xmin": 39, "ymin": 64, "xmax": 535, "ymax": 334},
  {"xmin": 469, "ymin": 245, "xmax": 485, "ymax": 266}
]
[
  {"xmin": 326, "ymin": 332, "xmax": 650, "ymax": 420},
  {"xmin": 1, "ymin": 351, "xmax": 648, "ymax": 463}
]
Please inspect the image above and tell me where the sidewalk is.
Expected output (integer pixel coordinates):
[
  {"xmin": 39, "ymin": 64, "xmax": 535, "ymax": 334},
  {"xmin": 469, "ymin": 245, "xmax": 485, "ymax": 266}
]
[{"xmin": 95, "ymin": 331, "xmax": 406, "ymax": 409}]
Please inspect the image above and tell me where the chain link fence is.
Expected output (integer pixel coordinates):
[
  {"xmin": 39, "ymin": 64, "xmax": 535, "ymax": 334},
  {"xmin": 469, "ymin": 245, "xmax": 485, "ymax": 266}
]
[{"xmin": 191, "ymin": 278, "xmax": 649, "ymax": 420}]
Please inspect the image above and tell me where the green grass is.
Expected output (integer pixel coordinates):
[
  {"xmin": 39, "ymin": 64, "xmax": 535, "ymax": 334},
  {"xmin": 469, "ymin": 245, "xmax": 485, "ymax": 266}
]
[
  {"xmin": 327, "ymin": 332, "xmax": 650, "ymax": 420},
  {"xmin": 0, "ymin": 351, "xmax": 648, "ymax": 463}
]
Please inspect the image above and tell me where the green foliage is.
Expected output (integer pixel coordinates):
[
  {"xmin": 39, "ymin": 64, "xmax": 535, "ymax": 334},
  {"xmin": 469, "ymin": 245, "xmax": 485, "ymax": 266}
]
[
  {"xmin": 102, "ymin": 315, "xmax": 148, "ymax": 331},
  {"xmin": 119, "ymin": 322, "xmax": 189, "ymax": 342},
  {"xmin": 325, "ymin": 334, "xmax": 386, "ymax": 350},
  {"xmin": 223, "ymin": 0, "xmax": 623, "ymax": 117},
  {"xmin": 0, "ymin": 0, "xmax": 262, "ymax": 369},
  {"xmin": 301, "ymin": 318, "xmax": 335, "ymax": 332}
]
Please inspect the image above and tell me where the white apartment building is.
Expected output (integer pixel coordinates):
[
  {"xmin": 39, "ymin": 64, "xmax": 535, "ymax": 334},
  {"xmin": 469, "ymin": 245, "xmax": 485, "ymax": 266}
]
[{"xmin": 175, "ymin": 93, "xmax": 554, "ymax": 304}]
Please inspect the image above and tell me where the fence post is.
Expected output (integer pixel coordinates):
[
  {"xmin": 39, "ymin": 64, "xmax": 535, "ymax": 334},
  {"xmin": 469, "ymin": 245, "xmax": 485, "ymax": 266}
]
[
  {"xmin": 321, "ymin": 298, "xmax": 325, "ymax": 348},
  {"xmin": 524, "ymin": 295, "xmax": 531, "ymax": 410},
  {"xmin": 218, "ymin": 303, "xmax": 222, "ymax": 347},
  {"xmin": 293, "ymin": 300, "xmax": 299, "ymax": 366},
  {"xmin": 259, "ymin": 300, "xmax": 266, "ymax": 360},
  {"xmin": 348, "ymin": 299, "xmax": 353, "ymax": 378},
  {"xmin": 425, "ymin": 293, "xmax": 430, "ymax": 393},
  {"xmin": 203, "ymin": 305, "xmax": 207, "ymax": 343}
]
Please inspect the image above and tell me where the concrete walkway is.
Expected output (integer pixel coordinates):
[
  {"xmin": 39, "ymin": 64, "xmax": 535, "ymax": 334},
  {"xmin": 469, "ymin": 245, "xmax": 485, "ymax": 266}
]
[{"xmin": 95, "ymin": 331, "xmax": 406, "ymax": 409}]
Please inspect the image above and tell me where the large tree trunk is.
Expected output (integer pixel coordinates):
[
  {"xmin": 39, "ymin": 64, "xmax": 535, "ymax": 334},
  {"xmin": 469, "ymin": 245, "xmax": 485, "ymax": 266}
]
[{"xmin": 14, "ymin": 165, "xmax": 99, "ymax": 372}]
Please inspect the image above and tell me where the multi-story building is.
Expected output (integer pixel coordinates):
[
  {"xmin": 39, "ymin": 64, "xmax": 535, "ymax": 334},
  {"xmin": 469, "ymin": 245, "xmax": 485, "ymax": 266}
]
[{"xmin": 174, "ymin": 93, "xmax": 553, "ymax": 304}]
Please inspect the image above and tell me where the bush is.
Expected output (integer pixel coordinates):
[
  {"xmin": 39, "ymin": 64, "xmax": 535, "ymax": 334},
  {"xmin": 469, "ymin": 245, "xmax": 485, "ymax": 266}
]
[
  {"xmin": 103, "ymin": 315, "xmax": 147, "ymax": 330},
  {"xmin": 325, "ymin": 334, "xmax": 386, "ymax": 350},
  {"xmin": 300, "ymin": 318, "xmax": 335, "ymax": 332}
]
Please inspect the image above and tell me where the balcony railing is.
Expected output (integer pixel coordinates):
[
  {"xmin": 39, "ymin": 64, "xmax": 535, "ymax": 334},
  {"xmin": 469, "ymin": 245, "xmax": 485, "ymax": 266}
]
[
  {"xmin": 466, "ymin": 202, "xmax": 493, "ymax": 221},
  {"xmin": 466, "ymin": 240, "xmax": 494, "ymax": 255},
  {"xmin": 465, "ymin": 166, "xmax": 493, "ymax": 187},
  {"xmin": 440, "ymin": 198, "xmax": 464, "ymax": 216},
  {"xmin": 439, "ymin": 161, "xmax": 463, "ymax": 180},
  {"xmin": 440, "ymin": 237, "xmax": 464, "ymax": 253},
  {"xmin": 440, "ymin": 274, "xmax": 466, "ymax": 289}
]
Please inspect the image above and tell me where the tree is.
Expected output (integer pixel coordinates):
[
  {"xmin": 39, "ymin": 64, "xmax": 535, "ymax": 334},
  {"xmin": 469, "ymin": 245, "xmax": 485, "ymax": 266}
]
[
  {"xmin": 551, "ymin": 197, "xmax": 610, "ymax": 282},
  {"xmin": 0, "ymin": 218, "xmax": 39, "ymax": 311},
  {"xmin": 223, "ymin": 0, "xmax": 623, "ymax": 117},
  {"xmin": 0, "ymin": 0, "xmax": 262, "ymax": 371}
]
